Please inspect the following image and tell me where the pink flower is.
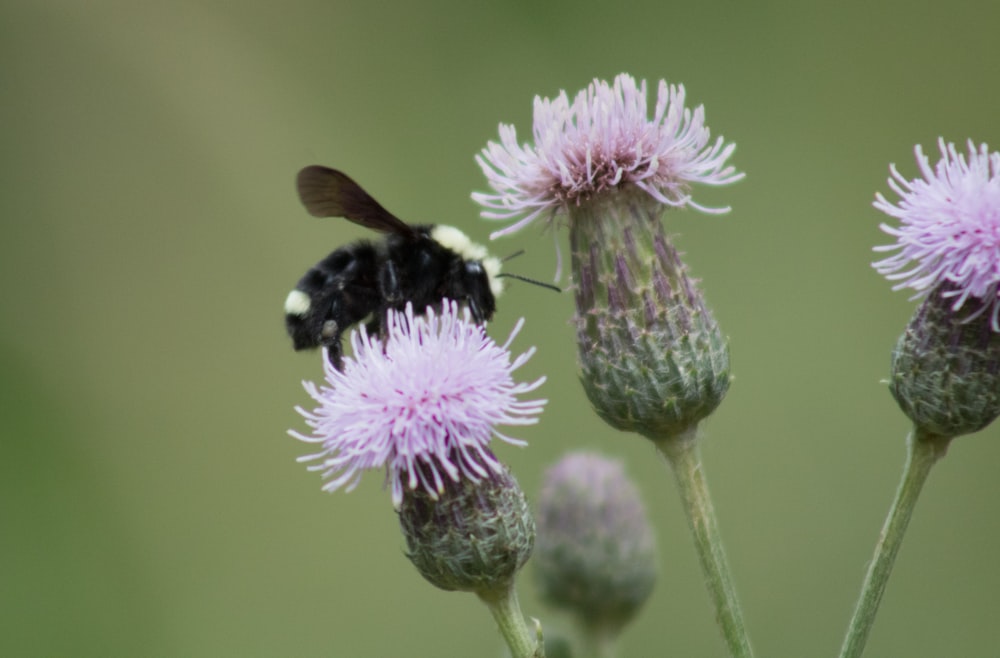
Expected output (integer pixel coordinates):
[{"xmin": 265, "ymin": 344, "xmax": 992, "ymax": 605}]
[
  {"xmin": 873, "ymin": 139, "xmax": 1000, "ymax": 329},
  {"xmin": 473, "ymin": 73, "xmax": 744, "ymax": 239},
  {"xmin": 290, "ymin": 301, "xmax": 546, "ymax": 507}
]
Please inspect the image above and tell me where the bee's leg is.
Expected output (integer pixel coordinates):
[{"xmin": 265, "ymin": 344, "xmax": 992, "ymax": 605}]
[
  {"xmin": 466, "ymin": 296, "xmax": 484, "ymax": 323},
  {"xmin": 378, "ymin": 260, "xmax": 403, "ymax": 304},
  {"xmin": 318, "ymin": 297, "xmax": 346, "ymax": 371},
  {"xmin": 324, "ymin": 341, "xmax": 344, "ymax": 371},
  {"xmin": 368, "ymin": 261, "xmax": 405, "ymax": 340}
]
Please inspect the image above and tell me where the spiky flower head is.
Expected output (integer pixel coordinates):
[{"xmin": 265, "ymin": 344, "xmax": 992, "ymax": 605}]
[
  {"xmin": 874, "ymin": 140, "xmax": 1000, "ymax": 438},
  {"xmin": 398, "ymin": 461, "xmax": 534, "ymax": 595},
  {"xmin": 533, "ymin": 452, "xmax": 657, "ymax": 633},
  {"xmin": 290, "ymin": 301, "xmax": 546, "ymax": 507},
  {"xmin": 473, "ymin": 73, "xmax": 744, "ymax": 239},
  {"xmin": 571, "ymin": 190, "xmax": 732, "ymax": 438},
  {"xmin": 873, "ymin": 139, "xmax": 1000, "ymax": 329},
  {"xmin": 889, "ymin": 287, "xmax": 1000, "ymax": 439},
  {"xmin": 472, "ymin": 74, "xmax": 741, "ymax": 439}
]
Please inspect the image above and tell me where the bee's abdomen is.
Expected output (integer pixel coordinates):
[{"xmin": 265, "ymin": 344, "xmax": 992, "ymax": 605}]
[{"xmin": 284, "ymin": 241, "xmax": 383, "ymax": 351}]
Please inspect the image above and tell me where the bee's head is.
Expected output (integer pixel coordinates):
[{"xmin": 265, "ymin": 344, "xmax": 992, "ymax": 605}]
[{"xmin": 430, "ymin": 225, "xmax": 504, "ymax": 298}]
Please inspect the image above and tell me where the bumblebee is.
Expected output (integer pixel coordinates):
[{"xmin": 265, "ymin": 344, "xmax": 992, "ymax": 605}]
[{"xmin": 284, "ymin": 166, "xmax": 505, "ymax": 369}]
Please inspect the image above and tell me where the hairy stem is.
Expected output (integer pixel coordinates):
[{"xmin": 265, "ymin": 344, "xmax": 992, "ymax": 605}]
[
  {"xmin": 479, "ymin": 584, "xmax": 544, "ymax": 658},
  {"xmin": 838, "ymin": 429, "xmax": 950, "ymax": 658},
  {"xmin": 654, "ymin": 427, "xmax": 754, "ymax": 658}
]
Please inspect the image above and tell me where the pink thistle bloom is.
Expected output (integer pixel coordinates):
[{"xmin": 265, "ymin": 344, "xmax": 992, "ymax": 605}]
[
  {"xmin": 473, "ymin": 73, "xmax": 744, "ymax": 239},
  {"xmin": 873, "ymin": 139, "xmax": 1000, "ymax": 329},
  {"xmin": 290, "ymin": 301, "xmax": 546, "ymax": 507}
]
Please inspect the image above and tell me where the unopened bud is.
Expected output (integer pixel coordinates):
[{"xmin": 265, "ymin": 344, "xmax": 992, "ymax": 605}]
[{"xmin": 533, "ymin": 451, "xmax": 657, "ymax": 632}]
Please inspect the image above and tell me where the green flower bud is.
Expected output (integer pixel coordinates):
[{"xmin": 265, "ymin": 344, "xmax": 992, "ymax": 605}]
[
  {"xmin": 533, "ymin": 452, "xmax": 657, "ymax": 634},
  {"xmin": 398, "ymin": 460, "xmax": 535, "ymax": 596},
  {"xmin": 570, "ymin": 189, "xmax": 730, "ymax": 440},
  {"xmin": 890, "ymin": 285, "xmax": 1000, "ymax": 439}
]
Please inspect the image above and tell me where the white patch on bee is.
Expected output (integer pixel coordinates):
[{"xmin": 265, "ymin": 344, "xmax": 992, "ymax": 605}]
[
  {"xmin": 284, "ymin": 289, "xmax": 311, "ymax": 316},
  {"xmin": 484, "ymin": 255, "xmax": 504, "ymax": 297},
  {"xmin": 431, "ymin": 225, "xmax": 485, "ymax": 260},
  {"xmin": 431, "ymin": 225, "xmax": 504, "ymax": 297}
]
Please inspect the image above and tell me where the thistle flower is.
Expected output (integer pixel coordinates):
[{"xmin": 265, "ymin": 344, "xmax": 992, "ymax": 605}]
[
  {"xmin": 874, "ymin": 139, "xmax": 1000, "ymax": 329},
  {"xmin": 839, "ymin": 141, "xmax": 1000, "ymax": 658},
  {"xmin": 874, "ymin": 140, "xmax": 1000, "ymax": 439},
  {"xmin": 290, "ymin": 301, "xmax": 546, "ymax": 507},
  {"xmin": 475, "ymin": 74, "xmax": 741, "ymax": 439},
  {"xmin": 534, "ymin": 452, "xmax": 656, "ymax": 637},
  {"xmin": 474, "ymin": 76, "xmax": 752, "ymax": 657},
  {"xmin": 474, "ymin": 73, "xmax": 744, "ymax": 239}
]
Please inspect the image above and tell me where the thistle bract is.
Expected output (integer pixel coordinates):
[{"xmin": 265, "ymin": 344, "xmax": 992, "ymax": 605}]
[
  {"xmin": 399, "ymin": 461, "xmax": 535, "ymax": 595},
  {"xmin": 571, "ymin": 190, "xmax": 731, "ymax": 438},
  {"xmin": 890, "ymin": 285, "xmax": 1000, "ymax": 438}
]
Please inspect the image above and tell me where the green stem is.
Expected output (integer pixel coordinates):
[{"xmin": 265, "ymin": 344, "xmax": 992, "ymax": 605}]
[
  {"xmin": 653, "ymin": 427, "xmax": 754, "ymax": 658},
  {"xmin": 838, "ymin": 429, "xmax": 951, "ymax": 658},
  {"xmin": 478, "ymin": 583, "xmax": 544, "ymax": 658},
  {"xmin": 576, "ymin": 620, "xmax": 619, "ymax": 658}
]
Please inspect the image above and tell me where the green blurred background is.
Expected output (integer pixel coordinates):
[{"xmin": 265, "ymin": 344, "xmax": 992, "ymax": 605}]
[{"xmin": 3, "ymin": 1, "xmax": 999, "ymax": 656}]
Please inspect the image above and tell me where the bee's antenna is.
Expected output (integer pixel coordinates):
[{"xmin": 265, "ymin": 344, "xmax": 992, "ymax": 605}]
[
  {"xmin": 502, "ymin": 249, "xmax": 526, "ymax": 262},
  {"xmin": 497, "ymin": 272, "xmax": 561, "ymax": 293}
]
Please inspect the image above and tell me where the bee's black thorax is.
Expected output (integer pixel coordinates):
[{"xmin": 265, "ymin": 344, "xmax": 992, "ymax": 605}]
[{"xmin": 285, "ymin": 224, "xmax": 496, "ymax": 370}]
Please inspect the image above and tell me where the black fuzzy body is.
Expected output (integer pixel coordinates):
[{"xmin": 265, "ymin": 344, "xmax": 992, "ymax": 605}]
[{"xmin": 285, "ymin": 224, "xmax": 496, "ymax": 369}]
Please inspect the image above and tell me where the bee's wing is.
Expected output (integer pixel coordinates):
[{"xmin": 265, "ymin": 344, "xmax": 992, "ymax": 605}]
[{"xmin": 296, "ymin": 165, "xmax": 415, "ymax": 237}]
